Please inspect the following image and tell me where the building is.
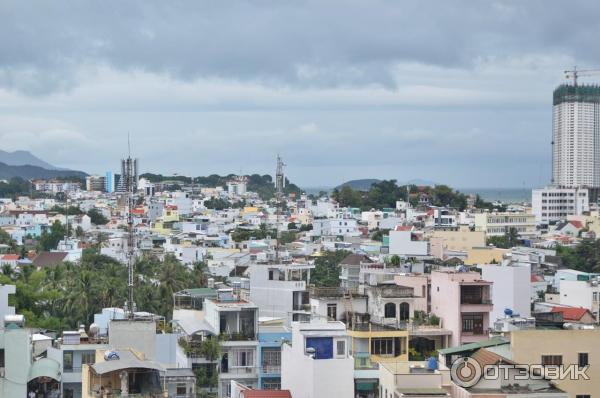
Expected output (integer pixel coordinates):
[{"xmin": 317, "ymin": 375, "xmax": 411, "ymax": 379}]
[
  {"xmin": 552, "ymin": 84, "xmax": 600, "ymax": 190},
  {"xmin": 281, "ymin": 320, "xmax": 354, "ymax": 398},
  {"xmin": 339, "ymin": 253, "xmax": 373, "ymax": 289},
  {"xmin": 387, "ymin": 227, "xmax": 429, "ymax": 257},
  {"xmin": 559, "ymin": 279, "xmax": 600, "ymax": 320},
  {"xmin": 0, "ymin": 286, "xmax": 62, "ymax": 397},
  {"xmin": 311, "ymin": 216, "xmax": 360, "ymax": 239},
  {"xmin": 257, "ymin": 323, "xmax": 291, "ymax": 390},
  {"xmin": 378, "ymin": 361, "xmax": 450, "ymax": 398},
  {"xmin": 532, "ymin": 186, "xmax": 589, "ymax": 224},
  {"xmin": 480, "ymin": 263, "xmax": 531, "ymax": 328},
  {"xmin": 228, "ymin": 176, "xmax": 248, "ymax": 196},
  {"xmin": 474, "ymin": 212, "xmax": 536, "ymax": 237},
  {"xmin": 428, "ymin": 226, "xmax": 486, "ymax": 260},
  {"xmin": 104, "ymin": 171, "xmax": 118, "ymax": 194},
  {"xmin": 32, "ymin": 179, "xmax": 81, "ymax": 194},
  {"xmin": 85, "ymin": 175, "xmax": 106, "ymax": 192},
  {"xmin": 248, "ymin": 263, "xmax": 312, "ymax": 323},
  {"xmin": 118, "ymin": 157, "xmax": 139, "ymax": 192},
  {"xmin": 203, "ymin": 289, "xmax": 260, "ymax": 397},
  {"xmin": 511, "ymin": 328, "xmax": 600, "ymax": 398},
  {"xmin": 430, "ymin": 269, "xmax": 493, "ymax": 346}
]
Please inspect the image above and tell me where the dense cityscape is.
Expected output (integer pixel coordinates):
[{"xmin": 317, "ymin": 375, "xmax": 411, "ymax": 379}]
[{"xmin": 2, "ymin": 2, "xmax": 600, "ymax": 398}]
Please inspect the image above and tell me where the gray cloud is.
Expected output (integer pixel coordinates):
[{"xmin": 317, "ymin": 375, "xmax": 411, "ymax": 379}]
[
  {"xmin": 0, "ymin": 1, "xmax": 595, "ymax": 188},
  {"xmin": 1, "ymin": 0, "xmax": 599, "ymax": 94}
]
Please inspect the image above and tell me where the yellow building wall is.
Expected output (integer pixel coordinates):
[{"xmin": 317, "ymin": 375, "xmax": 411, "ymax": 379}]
[
  {"xmin": 464, "ymin": 247, "xmax": 508, "ymax": 266},
  {"xmin": 429, "ymin": 228, "xmax": 486, "ymax": 252},
  {"xmin": 348, "ymin": 329, "xmax": 410, "ymax": 363},
  {"xmin": 511, "ymin": 329, "xmax": 600, "ymax": 398}
]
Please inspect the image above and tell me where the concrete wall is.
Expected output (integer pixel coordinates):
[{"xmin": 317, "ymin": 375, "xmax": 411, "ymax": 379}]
[
  {"xmin": 481, "ymin": 264, "xmax": 531, "ymax": 327},
  {"xmin": 511, "ymin": 329, "xmax": 600, "ymax": 398},
  {"xmin": 108, "ymin": 320, "xmax": 156, "ymax": 359}
]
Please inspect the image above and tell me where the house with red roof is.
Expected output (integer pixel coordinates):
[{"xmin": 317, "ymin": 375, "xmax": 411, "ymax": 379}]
[
  {"xmin": 0, "ymin": 254, "xmax": 19, "ymax": 268},
  {"xmin": 551, "ymin": 306, "xmax": 596, "ymax": 324}
]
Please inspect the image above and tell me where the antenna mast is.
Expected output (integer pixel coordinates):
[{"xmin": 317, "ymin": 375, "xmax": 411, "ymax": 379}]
[
  {"xmin": 275, "ymin": 155, "xmax": 286, "ymax": 262},
  {"xmin": 125, "ymin": 134, "xmax": 136, "ymax": 319}
]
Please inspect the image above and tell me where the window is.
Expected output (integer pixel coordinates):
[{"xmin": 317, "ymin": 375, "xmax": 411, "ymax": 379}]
[
  {"xmin": 0, "ymin": 349, "xmax": 4, "ymax": 368},
  {"xmin": 63, "ymin": 351, "xmax": 74, "ymax": 372},
  {"xmin": 399, "ymin": 302, "xmax": 410, "ymax": 321},
  {"xmin": 384, "ymin": 302, "xmax": 396, "ymax": 318},
  {"xmin": 462, "ymin": 314, "xmax": 483, "ymax": 334},
  {"xmin": 327, "ymin": 303, "xmax": 337, "ymax": 320},
  {"xmin": 262, "ymin": 349, "xmax": 281, "ymax": 367},
  {"xmin": 541, "ymin": 355, "xmax": 563, "ymax": 366},
  {"xmin": 575, "ymin": 395, "xmax": 591, "ymax": 398},
  {"xmin": 81, "ymin": 351, "xmax": 95, "ymax": 365},
  {"xmin": 336, "ymin": 340, "xmax": 346, "ymax": 356},
  {"xmin": 371, "ymin": 338, "xmax": 394, "ymax": 356},
  {"xmin": 578, "ymin": 353, "xmax": 589, "ymax": 367},
  {"xmin": 176, "ymin": 385, "xmax": 187, "ymax": 395}
]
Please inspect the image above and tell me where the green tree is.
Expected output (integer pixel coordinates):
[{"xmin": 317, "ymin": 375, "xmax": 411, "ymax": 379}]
[
  {"xmin": 87, "ymin": 208, "xmax": 109, "ymax": 225},
  {"xmin": 311, "ymin": 250, "xmax": 350, "ymax": 287},
  {"xmin": 38, "ymin": 221, "xmax": 66, "ymax": 251}
]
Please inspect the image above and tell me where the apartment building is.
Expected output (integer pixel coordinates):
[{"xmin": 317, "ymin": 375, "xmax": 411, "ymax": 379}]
[
  {"xmin": 203, "ymin": 289, "xmax": 260, "ymax": 398},
  {"xmin": 511, "ymin": 329, "xmax": 600, "ymax": 398},
  {"xmin": 560, "ymin": 279, "xmax": 600, "ymax": 320},
  {"xmin": 281, "ymin": 320, "xmax": 354, "ymax": 398},
  {"xmin": 474, "ymin": 211, "xmax": 536, "ymax": 237},
  {"xmin": 311, "ymin": 216, "xmax": 360, "ymax": 239},
  {"xmin": 430, "ymin": 269, "xmax": 493, "ymax": 346},
  {"xmin": 532, "ymin": 186, "xmax": 589, "ymax": 223},
  {"xmin": 257, "ymin": 324, "xmax": 291, "ymax": 390},
  {"xmin": 248, "ymin": 263, "xmax": 313, "ymax": 323},
  {"xmin": 480, "ymin": 263, "xmax": 531, "ymax": 327},
  {"xmin": 387, "ymin": 226, "xmax": 429, "ymax": 257}
]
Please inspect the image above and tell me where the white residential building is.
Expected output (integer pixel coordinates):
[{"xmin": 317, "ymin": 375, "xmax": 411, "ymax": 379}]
[
  {"xmin": 281, "ymin": 320, "xmax": 354, "ymax": 398},
  {"xmin": 531, "ymin": 186, "xmax": 589, "ymax": 223},
  {"xmin": 560, "ymin": 279, "xmax": 600, "ymax": 320},
  {"xmin": 387, "ymin": 227, "xmax": 429, "ymax": 257},
  {"xmin": 480, "ymin": 263, "xmax": 531, "ymax": 327},
  {"xmin": 311, "ymin": 217, "xmax": 359, "ymax": 238},
  {"xmin": 248, "ymin": 263, "xmax": 313, "ymax": 322}
]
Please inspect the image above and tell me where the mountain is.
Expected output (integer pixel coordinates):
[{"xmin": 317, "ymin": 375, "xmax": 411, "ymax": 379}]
[
  {"xmin": 0, "ymin": 150, "xmax": 60, "ymax": 170},
  {"xmin": 336, "ymin": 179, "xmax": 381, "ymax": 191},
  {"xmin": 0, "ymin": 162, "xmax": 87, "ymax": 180}
]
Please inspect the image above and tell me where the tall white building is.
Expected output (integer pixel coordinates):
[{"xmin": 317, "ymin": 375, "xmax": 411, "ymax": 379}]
[
  {"xmin": 531, "ymin": 186, "xmax": 589, "ymax": 223},
  {"xmin": 552, "ymin": 84, "xmax": 600, "ymax": 189}
]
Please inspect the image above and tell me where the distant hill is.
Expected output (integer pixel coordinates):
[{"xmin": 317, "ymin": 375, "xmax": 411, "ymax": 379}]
[
  {"xmin": 336, "ymin": 179, "xmax": 381, "ymax": 191},
  {"xmin": 0, "ymin": 162, "xmax": 87, "ymax": 180},
  {"xmin": 0, "ymin": 150, "xmax": 60, "ymax": 170}
]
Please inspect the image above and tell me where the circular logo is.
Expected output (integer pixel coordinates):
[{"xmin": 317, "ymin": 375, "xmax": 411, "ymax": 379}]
[{"xmin": 450, "ymin": 357, "xmax": 482, "ymax": 388}]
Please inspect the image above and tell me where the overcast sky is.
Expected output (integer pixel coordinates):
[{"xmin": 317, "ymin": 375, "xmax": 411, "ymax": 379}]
[{"xmin": 1, "ymin": 1, "xmax": 599, "ymax": 188}]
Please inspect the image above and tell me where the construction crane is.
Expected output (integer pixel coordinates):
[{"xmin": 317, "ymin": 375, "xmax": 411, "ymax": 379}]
[{"xmin": 564, "ymin": 67, "xmax": 600, "ymax": 86}]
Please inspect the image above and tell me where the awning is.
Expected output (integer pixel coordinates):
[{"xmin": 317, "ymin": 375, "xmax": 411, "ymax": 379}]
[
  {"xmin": 356, "ymin": 381, "xmax": 378, "ymax": 391},
  {"xmin": 28, "ymin": 358, "xmax": 61, "ymax": 382},
  {"xmin": 91, "ymin": 350, "xmax": 165, "ymax": 375}
]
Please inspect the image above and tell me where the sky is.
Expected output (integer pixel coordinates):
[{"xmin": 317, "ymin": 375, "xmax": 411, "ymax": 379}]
[{"xmin": 1, "ymin": 1, "xmax": 599, "ymax": 189}]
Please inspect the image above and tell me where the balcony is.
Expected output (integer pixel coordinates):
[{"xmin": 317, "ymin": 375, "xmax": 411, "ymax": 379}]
[
  {"xmin": 309, "ymin": 286, "xmax": 359, "ymax": 297},
  {"xmin": 261, "ymin": 364, "xmax": 281, "ymax": 374},
  {"xmin": 460, "ymin": 299, "xmax": 493, "ymax": 313},
  {"xmin": 220, "ymin": 366, "xmax": 258, "ymax": 378},
  {"xmin": 460, "ymin": 329, "xmax": 490, "ymax": 343}
]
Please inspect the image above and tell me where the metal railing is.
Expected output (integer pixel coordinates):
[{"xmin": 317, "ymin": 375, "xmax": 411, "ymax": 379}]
[{"xmin": 261, "ymin": 364, "xmax": 281, "ymax": 374}]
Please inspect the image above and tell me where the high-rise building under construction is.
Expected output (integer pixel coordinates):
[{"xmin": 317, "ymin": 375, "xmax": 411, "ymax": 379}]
[{"xmin": 552, "ymin": 84, "xmax": 600, "ymax": 189}]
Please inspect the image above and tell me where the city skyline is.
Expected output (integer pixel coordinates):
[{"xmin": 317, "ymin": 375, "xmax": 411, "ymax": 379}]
[{"xmin": 2, "ymin": 1, "xmax": 600, "ymax": 187}]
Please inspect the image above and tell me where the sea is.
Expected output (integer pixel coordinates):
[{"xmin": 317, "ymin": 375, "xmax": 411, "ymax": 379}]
[
  {"xmin": 459, "ymin": 188, "xmax": 532, "ymax": 204},
  {"xmin": 303, "ymin": 186, "xmax": 532, "ymax": 204}
]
